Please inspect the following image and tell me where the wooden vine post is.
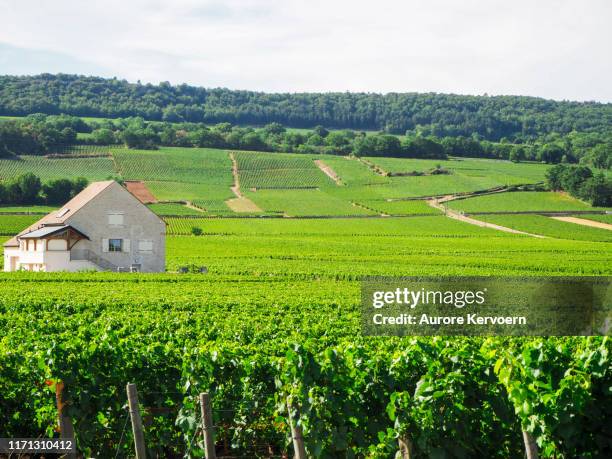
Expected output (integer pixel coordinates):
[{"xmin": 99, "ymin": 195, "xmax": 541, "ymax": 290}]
[
  {"xmin": 397, "ymin": 436, "xmax": 413, "ymax": 459},
  {"xmin": 126, "ymin": 383, "xmax": 147, "ymax": 459},
  {"xmin": 522, "ymin": 430, "xmax": 539, "ymax": 459},
  {"xmin": 55, "ymin": 381, "xmax": 76, "ymax": 459},
  {"xmin": 286, "ymin": 396, "xmax": 307, "ymax": 459},
  {"xmin": 199, "ymin": 393, "xmax": 217, "ymax": 459}
]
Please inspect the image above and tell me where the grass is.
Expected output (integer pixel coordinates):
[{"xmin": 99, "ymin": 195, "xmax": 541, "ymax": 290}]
[
  {"xmin": 477, "ymin": 214, "xmax": 612, "ymax": 242},
  {"xmin": 448, "ymin": 192, "xmax": 609, "ymax": 213}
]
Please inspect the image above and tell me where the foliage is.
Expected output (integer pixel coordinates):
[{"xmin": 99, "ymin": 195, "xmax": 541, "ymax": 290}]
[
  {"xmin": 1, "ymin": 74, "xmax": 611, "ymax": 142},
  {"xmin": 0, "ymin": 173, "xmax": 87, "ymax": 205},
  {"xmin": 546, "ymin": 164, "xmax": 611, "ymax": 206}
]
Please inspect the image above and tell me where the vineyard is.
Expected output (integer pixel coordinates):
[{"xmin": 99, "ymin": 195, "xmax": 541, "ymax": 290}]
[
  {"xmin": 0, "ymin": 145, "xmax": 611, "ymax": 457},
  {"xmin": 0, "ymin": 235, "xmax": 610, "ymax": 458},
  {"xmin": 477, "ymin": 214, "xmax": 612, "ymax": 242},
  {"xmin": 233, "ymin": 151, "xmax": 333, "ymax": 189},
  {"xmin": 0, "ymin": 155, "xmax": 115, "ymax": 182},
  {"xmin": 448, "ymin": 191, "xmax": 610, "ymax": 213}
]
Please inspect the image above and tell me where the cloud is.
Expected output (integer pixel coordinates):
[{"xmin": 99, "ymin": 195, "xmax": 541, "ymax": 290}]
[
  {"xmin": 0, "ymin": 0, "xmax": 610, "ymax": 101},
  {"xmin": 0, "ymin": 42, "xmax": 112, "ymax": 77}
]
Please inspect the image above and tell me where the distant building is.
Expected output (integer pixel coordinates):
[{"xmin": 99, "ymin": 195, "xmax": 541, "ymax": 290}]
[{"xmin": 3, "ymin": 181, "xmax": 165, "ymax": 272}]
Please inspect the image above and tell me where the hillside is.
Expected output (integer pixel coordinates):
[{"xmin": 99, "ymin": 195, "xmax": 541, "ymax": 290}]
[{"xmin": 1, "ymin": 74, "xmax": 611, "ymax": 140}]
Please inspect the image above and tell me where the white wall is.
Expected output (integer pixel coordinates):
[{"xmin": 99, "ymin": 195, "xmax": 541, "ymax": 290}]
[
  {"xmin": 3, "ymin": 248, "xmax": 19, "ymax": 272},
  {"xmin": 66, "ymin": 182, "xmax": 166, "ymax": 272},
  {"xmin": 48, "ymin": 239, "xmax": 67, "ymax": 251}
]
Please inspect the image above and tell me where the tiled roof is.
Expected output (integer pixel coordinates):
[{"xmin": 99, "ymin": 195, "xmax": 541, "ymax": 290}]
[{"xmin": 3, "ymin": 181, "xmax": 114, "ymax": 247}]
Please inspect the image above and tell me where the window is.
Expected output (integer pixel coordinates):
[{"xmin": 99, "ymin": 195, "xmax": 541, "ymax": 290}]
[
  {"xmin": 138, "ymin": 240, "xmax": 153, "ymax": 253},
  {"xmin": 109, "ymin": 239, "xmax": 122, "ymax": 252},
  {"xmin": 57, "ymin": 208, "xmax": 70, "ymax": 218},
  {"xmin": 108, "ymin": 212, "xmax": 124, "ymax": 226}
]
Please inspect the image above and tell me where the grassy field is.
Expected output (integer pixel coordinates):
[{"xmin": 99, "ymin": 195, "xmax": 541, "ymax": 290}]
[
  {"xmin": 448, "ymin": 191, "xmax": 609, "ymax": 213},
  {"xmin": 477, "ymin": 214, "xmax": 612, "ymax": 242}
]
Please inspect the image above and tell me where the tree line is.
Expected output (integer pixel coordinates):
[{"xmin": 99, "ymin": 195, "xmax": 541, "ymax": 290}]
[
  {"xmin": 545, "ymin": 165, "xmax": 611, "ymax": 206},
  {"xmin": 1, "ymin": 114, "xmax": 610, "ymax": 167},
  {"xmin": 0, "ymin": 173, "xmax": 88, "ymax": 205},
  {"xmin": 0, "ymin": 74, "xmax": 611, "ymax": 141}
]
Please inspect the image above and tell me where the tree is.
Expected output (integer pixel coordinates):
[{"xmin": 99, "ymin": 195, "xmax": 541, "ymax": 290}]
[
  {"xmin": 43, "ymin": 179, "xmax": 74, "ymax": 204},
  {"xmin": 16, "ymin": 173, "xmax": 41, "ymax": 203},
  {"xmin": 91, "ymin": 128, "xmax": 116, "ymax": 145},
  {"xmin": 0, "ymin": 182, "xmax": 7, "ymax": 204},
  {"xmin": 72, "ymin": 177, "xmax": 88, "ymax": 197},
  {"xmin": 545, "ymin": 164, "xmax": 568, "ymax": 190},
  {"xmin": 578, "ymin": 174, "xmax": 612, "ymax": 206},
  {"xmin": 560, "ymin": 165, "xmax": 592, "ymax": 195},
  {"xmin": 313, "ymin": 125, "xmax": 329, "ymax": 138},
  {"xmin": 403, "ymin": 137, "xmax": 446, "ymax": 159},
  {"xmin": 581, "ymin": 143, "xmax": 611, "ymax": 170},
  {"xmin": 263, "ymin": 122, "xmax": 286, "ymax": 136},
  {"xmin": 538, "ymin": 144, "xmax": 565, "ymax": 164},
  {"xmin": 509, "ymin": 146, "xmax": 525, "ymax": 162}
]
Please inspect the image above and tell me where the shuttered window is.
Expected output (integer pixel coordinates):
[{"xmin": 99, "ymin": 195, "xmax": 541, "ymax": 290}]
[
  {"xmin": 108, "ymin": 212, "xmax": 124, "ymax": 226},
  {"xmin": 138, "ymin": 240, "xmax": 153, "ymax": 252}
]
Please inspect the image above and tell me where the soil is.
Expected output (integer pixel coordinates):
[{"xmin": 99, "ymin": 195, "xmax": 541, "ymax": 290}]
[
  {"xmin": 125, "ymin": 181, "xmax": 158, "ymax": 204},
  {"xmin": 314, "ymin": 159, "xmax": 342, "ymax": 185},
  {"xmin": 550, "ymin": 216, "xmax": 612, "ymax": 231}
]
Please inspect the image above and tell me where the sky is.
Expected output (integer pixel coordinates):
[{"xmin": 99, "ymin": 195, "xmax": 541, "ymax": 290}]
[{"xmin": 0, "ymin": 0, "xmax": 610, "ymax": 102}]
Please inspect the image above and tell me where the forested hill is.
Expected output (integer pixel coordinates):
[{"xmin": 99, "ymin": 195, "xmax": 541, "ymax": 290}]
[{"xmin": 0, "ymin": 74, "xmax": 610, "ymax": 141}]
